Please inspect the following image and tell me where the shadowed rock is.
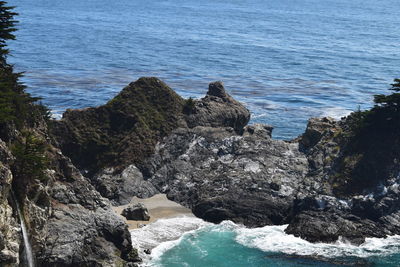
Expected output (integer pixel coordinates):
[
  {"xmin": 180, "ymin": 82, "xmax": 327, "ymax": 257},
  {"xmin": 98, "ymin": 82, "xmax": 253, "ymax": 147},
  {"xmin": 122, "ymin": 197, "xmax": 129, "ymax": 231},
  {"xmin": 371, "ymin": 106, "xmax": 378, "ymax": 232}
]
[{"xmin": 121, "ymin": 203, "xmax": 150, "ymax": 221}]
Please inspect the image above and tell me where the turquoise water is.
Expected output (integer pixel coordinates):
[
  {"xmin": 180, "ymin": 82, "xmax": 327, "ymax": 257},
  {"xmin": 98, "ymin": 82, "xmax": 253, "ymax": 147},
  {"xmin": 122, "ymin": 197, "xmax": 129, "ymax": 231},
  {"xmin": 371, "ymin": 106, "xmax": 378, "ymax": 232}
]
[
  {"xmin": 7, "ymin": 0, "xmax": 400, "ymax": 139},
  {"xmin": 155, "ymin": 228, "xmax": 341, "ymax": 267},
  {"xmin": 136, "ymin": 219, "xmax": 400, "ymax": 267}
]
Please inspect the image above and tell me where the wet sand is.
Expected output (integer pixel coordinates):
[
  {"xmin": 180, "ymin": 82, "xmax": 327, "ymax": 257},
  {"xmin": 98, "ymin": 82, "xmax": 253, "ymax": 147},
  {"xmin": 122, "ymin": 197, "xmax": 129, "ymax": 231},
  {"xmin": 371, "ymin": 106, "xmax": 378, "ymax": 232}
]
[{"xmin": 113, "ymin": 194, "xmax": 194, "ymax": 229}]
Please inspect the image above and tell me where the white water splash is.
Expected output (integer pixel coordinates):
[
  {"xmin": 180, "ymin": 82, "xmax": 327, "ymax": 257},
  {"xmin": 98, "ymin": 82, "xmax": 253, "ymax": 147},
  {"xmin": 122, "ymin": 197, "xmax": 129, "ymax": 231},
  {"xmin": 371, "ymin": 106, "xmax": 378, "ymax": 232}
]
[
  {"xmin": 130, "ymin": 216, "xmax": 210, "ymax": 264},
  {"xmin": 235, "ymin": 224, "xmax": 400, "ymax": 258},
  {"xmin": 133, "ymin": 217, "xmax": 400, "ymax": 266}
]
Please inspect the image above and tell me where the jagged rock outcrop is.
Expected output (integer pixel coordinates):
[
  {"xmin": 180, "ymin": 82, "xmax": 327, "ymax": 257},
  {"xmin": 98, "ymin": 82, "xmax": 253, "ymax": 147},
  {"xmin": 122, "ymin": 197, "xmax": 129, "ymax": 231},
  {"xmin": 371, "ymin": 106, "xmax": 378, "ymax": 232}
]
[
  {"xmin": 0, "ymin": 121, "xmax": 140, "ymax": 266},
  {"xmin": 31, "ymin": 148, "xmax": 140, "ymax": 266},
  {"xmin": 285, "ymin": 113, "xmax": 400, "ymax": 244},
  {"xmin": 121, "ymin": 203, "xmax": 150, "ymax": 221},
  {"xmin": 185, "ymin": 81, "xmax": 250, "ymax": 133},
  {"xmin": 50, "ymin": 77, "xmax": 187, "ymax": 177},
  {"xmin": 52, "ymin": 78, "xmax": 250, "ymax": 205}
]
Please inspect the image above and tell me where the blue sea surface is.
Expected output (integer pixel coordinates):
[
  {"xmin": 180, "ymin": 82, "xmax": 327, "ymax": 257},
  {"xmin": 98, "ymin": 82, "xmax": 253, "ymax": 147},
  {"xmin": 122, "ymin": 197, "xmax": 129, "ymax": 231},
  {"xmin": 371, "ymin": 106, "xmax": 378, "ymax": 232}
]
[
  {"xmin": 8, "ymin": 0, "xmax": 400, "ymax": 139},
  {"xmin": 7, "ymin": 0, "xmax": 400, "ymax": 266}
]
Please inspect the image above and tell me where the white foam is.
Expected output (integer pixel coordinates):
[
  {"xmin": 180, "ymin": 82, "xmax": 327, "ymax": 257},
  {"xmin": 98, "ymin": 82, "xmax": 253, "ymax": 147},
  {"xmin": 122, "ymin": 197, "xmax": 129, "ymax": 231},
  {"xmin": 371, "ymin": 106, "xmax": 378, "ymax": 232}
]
[
  {"xmin": 235, "ymin": 224, "xmax": 400, "ymax": 258},
  {"xmin": 130, "ymin": 216, "xmax": 210, "ymax": 264},
  {"xmin": 132, "ymin": 218, "xmax": 400, "ymax": 266},
  {"xmin": 321, "ymin": 107, "xmax": 352, "ymax": 119}
]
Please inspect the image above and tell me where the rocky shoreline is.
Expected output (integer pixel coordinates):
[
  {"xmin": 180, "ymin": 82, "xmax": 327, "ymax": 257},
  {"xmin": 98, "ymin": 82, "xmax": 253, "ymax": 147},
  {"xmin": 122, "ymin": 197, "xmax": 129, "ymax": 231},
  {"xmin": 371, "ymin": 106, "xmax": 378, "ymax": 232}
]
[
  {"xmin": 52, "ymin": 77, "xmax": 400, "ymax": 245},
  {"xmin": 2, "ymin": 76, "xmax": 400, "ymax": 266}
]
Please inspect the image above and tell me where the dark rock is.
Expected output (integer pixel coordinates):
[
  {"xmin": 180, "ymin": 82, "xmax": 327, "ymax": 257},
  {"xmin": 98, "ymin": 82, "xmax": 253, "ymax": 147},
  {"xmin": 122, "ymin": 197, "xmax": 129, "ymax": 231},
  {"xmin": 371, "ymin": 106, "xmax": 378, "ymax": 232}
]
[
  {"xmin": 185, "ymin": 81, "xmax": 250, "ymax": 133},
  {"xmin": 143, "ymin": 111, "xmax": 400, "ymax": 243},
  {"xmin": 300, "ymin": 117, "xmax": 336, "ymax": 151},
  {"xmin": 45, "ymin": 77, "xmax": 400, "ymax": 246},
  {"xmin": 144, "ymin": 125, "xmax": 309, "ymax": 226},
  {"xmin": 285, "ymin": 210, "xmax": 386, "ymax": 245},
  {"xmin": 121, "ymin": 203, "xmax": 150, "ymax": 221}
]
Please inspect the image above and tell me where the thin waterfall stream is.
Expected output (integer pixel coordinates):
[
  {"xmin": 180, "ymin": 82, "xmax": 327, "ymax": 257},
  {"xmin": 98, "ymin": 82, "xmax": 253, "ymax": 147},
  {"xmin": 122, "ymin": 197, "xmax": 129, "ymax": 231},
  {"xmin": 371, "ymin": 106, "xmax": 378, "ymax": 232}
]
[{"xmin": 11, "ymin": 191, "xmax": 35, "ymax": 267}]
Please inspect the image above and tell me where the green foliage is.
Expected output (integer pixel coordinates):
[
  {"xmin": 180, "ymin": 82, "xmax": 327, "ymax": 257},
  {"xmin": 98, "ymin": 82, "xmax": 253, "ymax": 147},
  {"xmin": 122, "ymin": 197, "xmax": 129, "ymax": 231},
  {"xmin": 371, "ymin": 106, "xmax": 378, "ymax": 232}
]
[
  {"xmin": 0, "ymin": 1, "xmax": 18, "ymax": 64},
  {"xmin": 11, "ymin": 131, "xmax": 49, "ymax": 182},
  {"xmin": 0, "ymin": 2, "xmax": 45, "ymax": 131},
  {"xmin": 0, "ymin": 66, "xmax": 39, "ymax": 127},
  {"xmin": 183, "ymin": 97, "xmax": 196, "ymax": 114},
  {"xmin": 331, "ymin": 79, "xmax": 400, "ymax": 197},
  {"xmin": 373, "ymin": 79, "xmax": 400, "ymax": 110}
]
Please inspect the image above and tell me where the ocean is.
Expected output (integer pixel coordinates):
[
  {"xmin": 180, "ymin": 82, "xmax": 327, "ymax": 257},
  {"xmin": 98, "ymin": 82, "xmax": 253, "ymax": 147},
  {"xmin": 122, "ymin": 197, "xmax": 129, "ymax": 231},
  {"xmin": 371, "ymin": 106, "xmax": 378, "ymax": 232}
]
[
  {"xmin": 7, "ymin": 0, "xmax": 400, "ymax": 266},
  {"xmin": 131, "ymin": 217, "xmax": 400, "ymax": 267}
]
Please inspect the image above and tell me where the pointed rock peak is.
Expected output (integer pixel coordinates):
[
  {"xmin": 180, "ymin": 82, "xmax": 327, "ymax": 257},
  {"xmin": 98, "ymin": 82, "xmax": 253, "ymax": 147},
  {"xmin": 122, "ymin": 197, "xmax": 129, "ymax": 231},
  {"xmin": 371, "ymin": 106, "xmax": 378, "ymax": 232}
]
[{"xmin": 207, "ymin": 81, "xmax": 229, "ymax": 98}]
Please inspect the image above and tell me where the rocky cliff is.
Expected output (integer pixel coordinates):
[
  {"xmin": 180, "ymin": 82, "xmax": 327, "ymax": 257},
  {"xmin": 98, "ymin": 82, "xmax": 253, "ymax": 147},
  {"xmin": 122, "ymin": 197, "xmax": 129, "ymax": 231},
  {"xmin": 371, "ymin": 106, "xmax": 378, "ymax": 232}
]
[
  {"xmin": 4, "ymin": 74, "xmax": 399, "ymax": 267},
  {"xmin": 0, "ymin": 100, "xmax": 140, "ymax": 266},
  {"xmin": 51, "ymin": 77, "xmax": 400, "ymax": 245},
  {"xmin": 51, "ymin": 78, "xmax": 250, "ymax": 205}
]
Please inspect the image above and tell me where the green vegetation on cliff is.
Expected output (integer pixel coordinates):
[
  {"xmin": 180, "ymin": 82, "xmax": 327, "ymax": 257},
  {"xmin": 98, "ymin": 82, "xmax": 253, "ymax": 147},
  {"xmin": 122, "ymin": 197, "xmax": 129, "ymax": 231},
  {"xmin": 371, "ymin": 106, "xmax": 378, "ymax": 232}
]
[
  {"xmin": 51, "ymin": 77, "xmax": 186, "ymax": 176},
  {"xmin": 0, "ymin": 1, "xmax": 48, "ymax": 136},
  {"xmin": 331, "ymin": 79, "xmax": 400, "ymax": 196},
  {"xmin": 0, "ymin": 1, "xmax": 50, "ymax": 201}
]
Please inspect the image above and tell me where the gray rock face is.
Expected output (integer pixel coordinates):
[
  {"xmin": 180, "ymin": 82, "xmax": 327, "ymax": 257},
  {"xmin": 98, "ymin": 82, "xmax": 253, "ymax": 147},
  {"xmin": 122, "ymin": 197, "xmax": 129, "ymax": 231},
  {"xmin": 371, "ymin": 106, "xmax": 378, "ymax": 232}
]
[
  {"xmin": 92, "ymin": 165, "xmax": 158, "ymax": 205},
  {"xmin": 185, "ymin": 81, "xmax": 250, "ymax": 133},
  {"xmin": 121, "ymin": 203, "xmax": 150, "ymax": 221},
  {"xmin": 31, "ymin": 149, "xmax": 140, "ymax": 267},
  {"xmin": 0, "ymin": 140, "xmax": 20, "ymax": 267},
  {"xmin": 1, "ymin": 143, "xmax": 140, "ymax": 267},
  {"xmin": 143, "ymin": 124, "xmax": 310, "ymax": 227}
]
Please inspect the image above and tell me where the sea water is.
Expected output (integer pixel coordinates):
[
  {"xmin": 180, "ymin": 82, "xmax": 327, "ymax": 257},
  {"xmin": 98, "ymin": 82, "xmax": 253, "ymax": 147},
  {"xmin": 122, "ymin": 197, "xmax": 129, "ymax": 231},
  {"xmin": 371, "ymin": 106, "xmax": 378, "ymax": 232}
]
[
  {"xmin": 132, "ymin": 217, "xmax": 400, "ymax": 267},
  {"xmin": 7, "ymin": 0, "xmax": 400, "ymax": 139},
  {"xmin": 7, "ymin": 0, "xmax": 400, "ymax": 265}
]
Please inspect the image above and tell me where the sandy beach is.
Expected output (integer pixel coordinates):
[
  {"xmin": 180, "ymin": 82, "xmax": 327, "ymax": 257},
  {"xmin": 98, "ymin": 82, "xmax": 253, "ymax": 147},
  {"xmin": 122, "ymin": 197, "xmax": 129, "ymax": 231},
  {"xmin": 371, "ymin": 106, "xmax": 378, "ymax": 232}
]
[{"xmin": 113, "ymin": 194, "xmax": 194, "ymax": 229}]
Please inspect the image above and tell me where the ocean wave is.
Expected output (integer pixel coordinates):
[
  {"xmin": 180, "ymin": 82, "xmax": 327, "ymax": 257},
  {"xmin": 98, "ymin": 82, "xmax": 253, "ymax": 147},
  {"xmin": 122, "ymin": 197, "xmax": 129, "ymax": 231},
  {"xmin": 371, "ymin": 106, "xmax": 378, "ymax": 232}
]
[
  {"xmin": 321, "ymin": 107, "xmax": 352, "ymax": 119},
  {"xmin": 132, "ymin": 218, "xmax": 400, "ymax": 266},
  {"xmin": 235, "ymin": 224, "xmax": 400, "ymax": 258},
  {"xmin": 130, "ymin": 216, "xmax": 210, "ymax": 264}
]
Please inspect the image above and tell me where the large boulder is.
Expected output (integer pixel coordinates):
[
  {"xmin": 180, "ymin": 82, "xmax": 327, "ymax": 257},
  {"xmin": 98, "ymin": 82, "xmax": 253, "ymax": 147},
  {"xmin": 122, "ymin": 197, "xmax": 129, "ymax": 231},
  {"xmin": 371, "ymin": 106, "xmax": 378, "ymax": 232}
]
[
  {"xmin": 121, "ymin": 203, "xmax": 150, "ymax": 221},
  {"xmin": 92, "ymin": 165, "xmax": 158, "ymax": 205}
]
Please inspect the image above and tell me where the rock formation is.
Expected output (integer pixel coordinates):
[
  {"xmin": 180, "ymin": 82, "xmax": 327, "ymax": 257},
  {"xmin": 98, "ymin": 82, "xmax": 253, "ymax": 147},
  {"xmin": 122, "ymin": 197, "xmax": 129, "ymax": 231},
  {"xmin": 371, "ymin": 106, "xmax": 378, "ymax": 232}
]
[
  {"xmin": 3, "ymin": 73, "xmax": 396, "ymax": 267},
  {"xmin": 0, "ymin": 110, "xmax": 141, "ymax": 266},
  {"xmin": 52, "ymin": 78, "xmax": 251, "ymax": 205},
  {"xmin": 121, "ymin": 203, "xmax": 150, "ymax": 221},
  {"xmin": 0, "ymin": 141, "xmax": 21, "ymax": 266},
  {"xmin": 50, "ymin": 77, "xmax": 400, "ymax": 245}
]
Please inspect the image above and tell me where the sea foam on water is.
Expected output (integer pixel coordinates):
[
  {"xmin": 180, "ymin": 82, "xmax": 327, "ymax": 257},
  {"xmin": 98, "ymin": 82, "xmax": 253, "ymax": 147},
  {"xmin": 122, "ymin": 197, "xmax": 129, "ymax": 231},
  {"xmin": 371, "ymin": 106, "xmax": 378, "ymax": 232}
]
[{"xmin": 132, "ymin": 217, "xmax": 400, "ymax": 266}]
